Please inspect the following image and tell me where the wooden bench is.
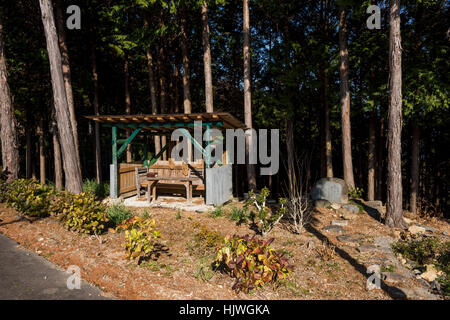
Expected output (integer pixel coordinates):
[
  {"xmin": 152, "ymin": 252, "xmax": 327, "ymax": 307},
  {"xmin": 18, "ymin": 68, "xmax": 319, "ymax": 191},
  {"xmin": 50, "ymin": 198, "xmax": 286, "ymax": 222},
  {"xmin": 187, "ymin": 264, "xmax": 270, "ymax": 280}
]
[{"xmin": 135, "ymin": 159, "xmax": 205, "ymax": 203}]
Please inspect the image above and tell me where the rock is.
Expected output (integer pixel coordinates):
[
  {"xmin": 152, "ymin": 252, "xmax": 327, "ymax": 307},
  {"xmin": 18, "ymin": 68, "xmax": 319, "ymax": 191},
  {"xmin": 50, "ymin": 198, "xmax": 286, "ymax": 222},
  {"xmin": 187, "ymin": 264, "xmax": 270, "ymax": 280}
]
[
  {"xmin": 357, "ymin": 244, "xmax": 378, "ymax": 253},
  {"xmin": 341, "ymin": 212, "xmax": 358, "ymax": 220},
  {"xmin": 331, "ymin": 220, "xmax": 348, "ymax": 227},
  {"xmin": 311, "ymin": 178, "xmax": 348, "ymax": 204},
  {"xmin": 365, "ymin": 200, "xmax": 382, "ymax": 208},
  {"xmin": 416, "ymin": 224, "xmax": 436, "ymax": 233},
  {"xmin": 403, "ymin": 217, "xmax": 414, "ymax": 224},
  {"xmin": 322, "ymin": 225, "xmax": 345, "ymax": 235},
  {"xmin": 314, "ymin": 199, "xmax": 331, "ymax": 209},
  {"xmin": 374, "ymin": 236, "xmax": 394, "ymax": 248},
  {"xmin": 382, "ymin": 272, "xmax": 407, "ymax": 285},
  {"xmin": 342, "ymin": 204, "xmax": 360, "ymax": 213},
  {"xmin": 408, "ymin": 225, "xmax": 427, "ymax": 235},
  {"xmin": 420, "ymin": 264, "xmax": 439, "ymax": 282},
  {"xmin": 443, "ymin": 231, "xmax": 448, "ymax": 236},
  {"xmin": 307, "ymin": 239, "xmax": 315, "ymax": 249},
  {"xmin": 330, "ymin": 203, "xmax": 341, "ymax": 210},
  {"xmin": 337, "ymin": 234, "xmax": 364, "ymax": 245}
]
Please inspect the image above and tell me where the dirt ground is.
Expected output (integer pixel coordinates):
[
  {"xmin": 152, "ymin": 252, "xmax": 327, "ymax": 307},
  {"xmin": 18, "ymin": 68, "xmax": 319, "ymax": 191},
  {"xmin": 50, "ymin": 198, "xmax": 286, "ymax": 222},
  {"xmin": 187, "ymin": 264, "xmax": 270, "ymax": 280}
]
[{"xmin": 0, "ymin": 200, "xmax": 448, "ymax": 300}]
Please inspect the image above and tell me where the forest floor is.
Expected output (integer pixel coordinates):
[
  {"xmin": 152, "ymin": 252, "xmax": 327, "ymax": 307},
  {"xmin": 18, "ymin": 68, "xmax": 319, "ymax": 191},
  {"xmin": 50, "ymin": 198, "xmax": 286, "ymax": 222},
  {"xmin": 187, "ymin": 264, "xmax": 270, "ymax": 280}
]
[{"xmin": 0, "ymin": 200, "xmax": 448, "ymax": 300}]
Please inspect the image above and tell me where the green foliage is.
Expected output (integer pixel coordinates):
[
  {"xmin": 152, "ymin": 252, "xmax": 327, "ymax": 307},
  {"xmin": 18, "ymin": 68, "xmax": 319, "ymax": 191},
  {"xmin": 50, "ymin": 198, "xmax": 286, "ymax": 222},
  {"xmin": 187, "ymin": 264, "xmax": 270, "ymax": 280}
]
[
  {"xmin": 348, "ymin": 187, "xmax": 364, "ymax": 199},
  {"xmin": 116, "ymin": 216, "xmax": 161, "ymax": 263},
  {"xmin": 230, "ymin": 206, "xmax": 246, "ymax": 222},
  {"xmin": 106, "ymin": 203, "xmax": 133, "ymax": 227},
  {"xmin": 2, "ymin": 179, "xmax": 53, "ymax": 218},
  {"xmin": 176, "ymin": 209, "xmax": 181, "ymax": 220},
  {"xmin": 244, "ymin": 188, "xmax": 287, "ymax": 235},
  {"xmin": 393, "ymin": 237, "xmax": 449, "ymax": 297},
  {"xmin": 57, "ymin": 193, "xmax": 109, "ymax": 235},
  {"xmin": 82, "ymin": 179, "xmax": 110, "ymax": 199},
  {"xmin": 214, "ymin": 234, "xmax": 294, "ymax": 293},
  {"xmin": 210, "ymin": 206, "xmax": 224, "ymax": 218}
]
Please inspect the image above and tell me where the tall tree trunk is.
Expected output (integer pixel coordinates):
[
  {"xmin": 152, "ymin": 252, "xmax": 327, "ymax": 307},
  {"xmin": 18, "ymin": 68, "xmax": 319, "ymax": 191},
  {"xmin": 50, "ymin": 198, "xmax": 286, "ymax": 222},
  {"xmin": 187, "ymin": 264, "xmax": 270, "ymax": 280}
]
[
  {"xmin": 145, "ymin": 43, "xmax": 161, "ymax": 157},
  {"xmin": 158, "ymin": 45, "xmax": 168, "ymax": 160},
  {"xmin": 409, "ymin": 120, "xmax": 419, "ymax": 214},
  {"xmin": 26, "ymin": 127, "xmax": 32, "ymax": 179},
  {"xmin": 376, "ymin": 114, "xmax": 385, "ymax": 200},
  {"xmin": 124, "ymin": 57, "xmax": 132, "ymax": 163},
  {"xmin": 322, "ymin": 0, "xmax": 332, "ymax": 178},
  {"xmin": 243, "ymin": 0, "xmax": 256, "ymax": 190},
  {"xmin": 55, "ymin": 0, "xmax": 81, "ymax": 175},
  {"xmin": 338, "ymin": 6, "xmax": 355, "ymax": 189},
  {"xmin": 180, "ymin": 3, "xmax": 192, "ymax": 114},
  {"xmin": 0, "ymin": 14, "xmax": 20, "ymax": 181},
  {"xmin": 201, "ymin": 0, "xmax": 214, "ymax": 113},
  {"xmin": 52, "ymin": 115, "xmax": 63, "ymax": 190},
  {"xmin": 38, "ymin": 118, "xmax": 46, "ymax": 184},
  {"xmin": 39, "ymin": 0, "xmax": 82, "ymax": 194},
  {"xmin": 367, "ymin": 110, "xmax": 376, "ymax": 201},
  {"xmin": 91, "ymin": 40, "xmax": 102, "ymax": 183},
  {"xmin": 385, "ymin": 0, "xmax": 406, "ymax": 228}
]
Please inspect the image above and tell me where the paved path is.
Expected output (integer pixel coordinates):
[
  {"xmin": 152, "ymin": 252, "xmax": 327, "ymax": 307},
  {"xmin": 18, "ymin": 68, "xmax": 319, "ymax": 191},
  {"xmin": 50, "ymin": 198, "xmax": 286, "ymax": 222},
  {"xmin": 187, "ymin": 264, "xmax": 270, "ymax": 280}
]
[{"xmin": 0, "ymin": 233, "xmax": 112, "ymax": 300}]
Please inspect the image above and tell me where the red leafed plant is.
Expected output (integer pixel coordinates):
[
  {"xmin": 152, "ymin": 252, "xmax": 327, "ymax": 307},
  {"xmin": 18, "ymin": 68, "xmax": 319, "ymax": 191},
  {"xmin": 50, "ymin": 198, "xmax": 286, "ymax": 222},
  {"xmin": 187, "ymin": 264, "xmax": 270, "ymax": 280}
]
[{"xmin": 214, "ymin": 234, "xmax": 294, "ymax": 293}]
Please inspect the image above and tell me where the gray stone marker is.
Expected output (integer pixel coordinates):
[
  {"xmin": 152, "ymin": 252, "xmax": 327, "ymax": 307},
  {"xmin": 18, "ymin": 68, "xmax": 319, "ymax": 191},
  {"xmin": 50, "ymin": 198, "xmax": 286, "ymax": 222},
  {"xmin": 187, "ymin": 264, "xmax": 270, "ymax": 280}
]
[{"xmin": 311, "ymin": 178, "xmax": 348, "ymax": 204}]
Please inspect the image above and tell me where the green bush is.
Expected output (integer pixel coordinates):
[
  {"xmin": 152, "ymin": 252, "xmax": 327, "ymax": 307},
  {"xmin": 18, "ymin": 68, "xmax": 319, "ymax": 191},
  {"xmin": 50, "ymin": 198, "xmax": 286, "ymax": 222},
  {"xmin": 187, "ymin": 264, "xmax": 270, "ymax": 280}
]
[
  {"xmin": 4, "ymin": 179, "xmax": 53, "ymax": 218},
  {"xmin": 56, "ymin": 192, "xmax": 109, "ymax": 234},
  {"xmin": 82, "ymin": 179, "xmax": 110, "ymax": 199},
  {"xmin": 393, "ymin": 237, "xmax": 449, "ymax": 297},
  {"xmin": 230, "ymin": 206, "xmax": 246, "ymax": 222},
  {"xmin": 214, "ymin": 234, "xmax": 293, "ymax": 293},
  {"xmin": 116, "ymin": 216, "xmax": 161, "ymax": 263},
  {"xmin": 106, "ymin": 203, "xmax": 133, "ymax": 227},
  {"xmin": 348, "ymin": 187, "xmax": 364, "ymax": 199}
]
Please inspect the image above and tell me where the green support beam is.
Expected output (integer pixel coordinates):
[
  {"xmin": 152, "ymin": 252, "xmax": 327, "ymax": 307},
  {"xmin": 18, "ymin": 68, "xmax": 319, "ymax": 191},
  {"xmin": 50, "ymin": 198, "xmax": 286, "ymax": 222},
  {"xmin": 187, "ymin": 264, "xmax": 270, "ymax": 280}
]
[
  {"xmin": 103, "ymin": 121, "xmax": 222, "ymax": 128},
  {"xmin": 112, "ymin": 126, "xmax": 118, "ymax": 198},
  {"xmin": 117, "ymin": 128, "xmax": 142, "ymax": 157},
  {"xmin": 147, "ymin": 143, "xmax": 169, "ymax": 166}
]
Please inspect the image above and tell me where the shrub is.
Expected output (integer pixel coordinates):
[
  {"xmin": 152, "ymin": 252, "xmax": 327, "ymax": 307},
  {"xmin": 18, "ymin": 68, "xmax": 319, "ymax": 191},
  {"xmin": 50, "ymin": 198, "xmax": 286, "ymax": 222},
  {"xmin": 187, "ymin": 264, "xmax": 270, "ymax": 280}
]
[
  {"xmin": 116, "ymin": 216, "xmax": 161, "ymax": 263},
  {"xmin": 244, "ymin": 188, "xmax": 287, "ymax": 236},
  {"xmin": 4, "ymin": 179, "xmax": 53, "ymax": 218},
  {"xmin": 192, "ymin": 224, "xmax": 224, "ymax": 254},
  {"xmin": 211, "ymin": 206, "xmax": 224, "ymax": 218},
  {"xmin": 57, "ymin": 192, "xmax": 109, "ymax": 234},
  {"xmin": 214, "ymin": 234, "xmax": 293, "ymax": 293},
  {"xmin": 348, "ymin": 187, "xmax": 364, "ymax": 199},
  {"xmin": 82, "ymin": 179, "xmax": 109, "ymax": 199},
  {"xmin": 230, "ymin": 206, "xmax": 246, "ymax": 222},
  {"xmin": 106, "ymin": 203, "xmax": 133, "ymax": 227},
  {"xmin": 393, "ymin": 236, "xmax": 449, "ymax": 297}
]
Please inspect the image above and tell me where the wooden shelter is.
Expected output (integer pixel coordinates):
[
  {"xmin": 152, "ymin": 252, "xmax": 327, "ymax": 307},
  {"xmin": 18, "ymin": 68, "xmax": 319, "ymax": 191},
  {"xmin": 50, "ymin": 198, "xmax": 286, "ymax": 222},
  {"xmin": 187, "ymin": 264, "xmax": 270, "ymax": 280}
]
[{"xmin": 85, "ymin": 112, "xmax": 246, "ymax": 206}]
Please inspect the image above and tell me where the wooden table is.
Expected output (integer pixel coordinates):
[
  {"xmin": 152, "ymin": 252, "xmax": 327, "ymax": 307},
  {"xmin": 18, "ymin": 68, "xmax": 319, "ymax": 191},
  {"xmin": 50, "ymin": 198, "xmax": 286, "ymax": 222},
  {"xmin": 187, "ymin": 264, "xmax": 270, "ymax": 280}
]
[{"xmin": 145, "ymin": 177, "xmax": 198, "ymax": 203}]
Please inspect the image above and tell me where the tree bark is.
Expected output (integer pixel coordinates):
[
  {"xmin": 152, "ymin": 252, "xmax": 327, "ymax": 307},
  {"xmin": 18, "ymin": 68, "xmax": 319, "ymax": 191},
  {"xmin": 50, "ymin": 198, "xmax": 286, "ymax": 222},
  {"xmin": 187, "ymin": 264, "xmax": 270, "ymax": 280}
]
[
  {"xmin": 91, "ymin": 40, "xmax": 102, "ymax": 183},
  {"xmin": 322, "ymin": 0, "xmax": 332, "ymax": 178},
  {"xmin": 409, "ymin": 120, "xmax": 419, "ymax": 214},
  {"xmin": 338, "ymin": 6, "xmax": 355, "ymax": 190},
  {"xmin": 243, "ymin": 0, "xmax": 256, "ymax": 190},
  {"xmin": 367, "ymin": 110, "xmax": 376, "ymax": 201},
  {"xmin": 0, "ymin": 14, "xmax": 20, "ymax": 181},
  {"xmin": 52, "ymin": 114, "xmax": 63, "ymax": 190},
  {"xmin": 124, "ymin": 57, "xmax": 132, "ymax": 163},
  {"xmin": 26, "ymin": 127, "xmax": 32, "ymax": 179},
  {"xmin": 180, "ymin": 3, "xmax": 192, "ymax": 114},
  {"xmin": 39, "ymin": 0, "xmax": 82, "ymax": 194},
  {"xmin": 145, "ymin": 44, "xmax": 161, "ymax": 157},
  {"xmin": 55, "ymin": 0, "xmax": 81, "ymax": 176},
  {"xmin": 38, "ymin": 118, "xmax": 46, "ymax": 184},
  {"xmin": 158, "ymin": 44, "xmax": 168, "ymax": 160},
  {"xmin": 201, "ymin": 0, "xmax": 214, "ymax": 113},
  {"xmin": 385, "ymin": 0, "xmax": 406, "ymax": 228}
]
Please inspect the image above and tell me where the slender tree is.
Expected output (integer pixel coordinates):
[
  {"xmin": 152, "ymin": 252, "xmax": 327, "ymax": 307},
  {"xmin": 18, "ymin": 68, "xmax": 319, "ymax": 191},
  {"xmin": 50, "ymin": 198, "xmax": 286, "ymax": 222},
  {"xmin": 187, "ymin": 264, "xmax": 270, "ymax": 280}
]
[
  {"xmin": 39, "ymin": 0, "xmax": 82, "ymax": 193},
  {"xmin": 338, "ymin": 5, "xmax": 355, "ymax": 189},
  {"xmin": 0, "ymin": 12, "xmax": 19, "ymax": 181},
  {"xmin": 179, "ymin": 2, "xmax": 192, "ymax": 114},
  {"xmin": 385, "ymin": 0, "xmax": 407, "ymax": 228},
  {"xmin": 55, "ymin": 0, "xmax": 81, "ymax": 175},
  {"xmin": 91, "ymin": 39, "xmax": 102, "ymax": 183},
  {"xmin": 243, "ymin": 0, "xmax": 256, "ymax": 190},
  {"xmin": 201, "ymin": 0, "xmax": 214, "ymax": 112}
]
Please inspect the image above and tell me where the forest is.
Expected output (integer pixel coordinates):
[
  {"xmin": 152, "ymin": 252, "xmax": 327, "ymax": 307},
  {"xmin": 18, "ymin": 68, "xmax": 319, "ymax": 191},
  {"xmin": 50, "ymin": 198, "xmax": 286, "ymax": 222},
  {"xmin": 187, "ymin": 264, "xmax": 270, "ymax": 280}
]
[{"xmin": 0, "ymin": 0, "xmax": 449, "ymax": 224}]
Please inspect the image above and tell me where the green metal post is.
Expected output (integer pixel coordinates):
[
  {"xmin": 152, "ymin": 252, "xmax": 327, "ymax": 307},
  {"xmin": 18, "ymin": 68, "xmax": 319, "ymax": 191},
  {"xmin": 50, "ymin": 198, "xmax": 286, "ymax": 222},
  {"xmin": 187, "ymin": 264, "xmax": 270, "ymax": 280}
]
[{"xmin": 205, "ymin": 124, "xmax": 211, "ymax": 168}]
